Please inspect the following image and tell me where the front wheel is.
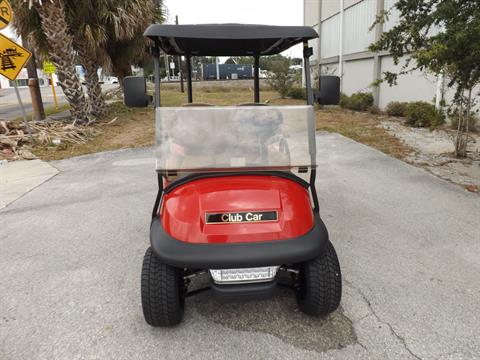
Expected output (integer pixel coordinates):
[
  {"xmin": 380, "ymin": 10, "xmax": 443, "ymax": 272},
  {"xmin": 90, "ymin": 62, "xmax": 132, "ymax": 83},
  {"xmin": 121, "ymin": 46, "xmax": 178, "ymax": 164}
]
[
  {"xmin": 295, "ymin": 241, "xmax": 342, "ymax": 316},
  {"xmin": 141, "ymin": 247, "xmax": 185, "ymax": 326}
]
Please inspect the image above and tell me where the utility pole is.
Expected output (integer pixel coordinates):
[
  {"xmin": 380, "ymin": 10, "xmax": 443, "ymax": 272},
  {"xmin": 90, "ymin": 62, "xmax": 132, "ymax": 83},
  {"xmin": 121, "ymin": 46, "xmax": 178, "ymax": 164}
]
[
  {"xmin": 25, "ymin": 41, "xmax": 45, "ymax": 120},
  {"xmin": 164, "ymin": 54, "xmax": 170, "ymax": 81},
  {"xmin": 175, "ymin": 15, "xmax": 184, "ymax": 92}
]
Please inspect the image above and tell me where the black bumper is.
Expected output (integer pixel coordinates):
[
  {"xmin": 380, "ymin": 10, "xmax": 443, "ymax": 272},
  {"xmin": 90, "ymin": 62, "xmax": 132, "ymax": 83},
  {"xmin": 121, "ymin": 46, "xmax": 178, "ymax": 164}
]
[
  {"xmin": 211, "ymin": 280, "xmax": 277, "ymax": 302},
  {"xmin": 150, "ymin": 214, "xmax": 328, "ymax": 269}
]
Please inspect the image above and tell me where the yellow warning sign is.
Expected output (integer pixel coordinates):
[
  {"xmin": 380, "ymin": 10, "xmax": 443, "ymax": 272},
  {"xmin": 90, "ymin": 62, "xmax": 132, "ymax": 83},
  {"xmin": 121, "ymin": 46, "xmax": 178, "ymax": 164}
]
[
  {"xmin": 42, "ymin": 60, "xmax": 56, "ymax": 74},
  {"xmin": 0, "ymin": 0, "xmax": 12, "ymax": 31},
  {"xmin": 0, "ymin": 33, "xmax": 32, "ymax": 81}
]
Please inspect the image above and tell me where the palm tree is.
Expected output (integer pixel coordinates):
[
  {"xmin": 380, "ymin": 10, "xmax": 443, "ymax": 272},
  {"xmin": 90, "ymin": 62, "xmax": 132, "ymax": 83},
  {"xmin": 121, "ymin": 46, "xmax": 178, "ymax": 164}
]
[
  {"xmin": 65, "ymin": 0, "xmax": 164, "ymax": 115},
  {"xmin": 18, "ymin": 0, "xmax": 90, "ymax": 124},
  {"xmin": 14, "ymin": 0, "xmax": 164, "ymax": 123},
  {"xmin": 103, "ymin": 0, "xmax": 164, "ymax": 86},
  {"xmin": 64, "ymin": 0, "xmax": 110, "ymax": 118}
]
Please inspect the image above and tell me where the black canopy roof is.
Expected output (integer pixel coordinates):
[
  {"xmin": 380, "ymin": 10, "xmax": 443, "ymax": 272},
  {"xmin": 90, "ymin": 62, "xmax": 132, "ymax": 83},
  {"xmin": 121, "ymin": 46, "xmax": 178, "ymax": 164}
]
[{"xmin": 144, "ymin": 24, "xmax": 318, "ymax": 56}]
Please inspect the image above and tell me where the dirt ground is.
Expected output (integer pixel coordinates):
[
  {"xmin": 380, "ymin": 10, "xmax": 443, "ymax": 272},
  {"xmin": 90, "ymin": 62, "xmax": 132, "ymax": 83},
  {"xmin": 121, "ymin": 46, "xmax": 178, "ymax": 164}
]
[{"xmin": 380, "ymin": 118, "xmax": 480, "ymax": 192}]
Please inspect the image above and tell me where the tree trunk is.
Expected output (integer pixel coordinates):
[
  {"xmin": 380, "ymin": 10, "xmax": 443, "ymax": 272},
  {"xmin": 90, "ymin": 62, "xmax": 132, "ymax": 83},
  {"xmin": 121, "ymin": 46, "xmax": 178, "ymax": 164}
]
[
  {"xmin": 112, "ymin": 63, "xmax": 132, "ymax": 90},
  {"xmin": 35, "ymin": 0, "xmax": 89, "ymax": 124},
  {"xmin": 25, "ymin": 49, "xmax": 46, "ymax": 120},
  {"xmin": 79, "ymin": 49, "xmax": 106, "ymax": 119}
]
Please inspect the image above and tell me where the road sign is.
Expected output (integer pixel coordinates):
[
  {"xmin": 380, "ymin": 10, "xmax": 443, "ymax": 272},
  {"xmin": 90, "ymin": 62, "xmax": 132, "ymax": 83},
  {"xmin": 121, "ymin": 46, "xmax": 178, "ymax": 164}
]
[
  {"xmin": 0, "ymin": 0, "xmax": 12, "ymax": 30},
  {"xmin": 0, "ymin": 33, "xmax": 32, "ymax": 81},
  {"xmin": 42, "ymin": 60, "xmax": 56, "ymax": 74}
]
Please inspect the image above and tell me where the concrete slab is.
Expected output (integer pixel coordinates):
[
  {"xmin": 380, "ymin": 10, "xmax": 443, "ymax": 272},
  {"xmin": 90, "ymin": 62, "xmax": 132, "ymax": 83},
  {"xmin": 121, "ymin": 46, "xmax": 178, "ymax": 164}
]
[
  {"xmin": 0, "ymin": 159, "xmax": 58, "ymax": 209},
  {"xmin": 0, "ymin": 133, "xmax": 479, "ymax": 359}
]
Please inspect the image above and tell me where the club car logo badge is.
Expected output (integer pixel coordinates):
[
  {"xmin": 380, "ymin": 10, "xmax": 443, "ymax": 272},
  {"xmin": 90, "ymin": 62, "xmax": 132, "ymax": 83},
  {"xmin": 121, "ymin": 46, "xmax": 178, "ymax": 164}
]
[{"xmin": 205, "ymin": 211, "xmax": 278, "ymax": 224}]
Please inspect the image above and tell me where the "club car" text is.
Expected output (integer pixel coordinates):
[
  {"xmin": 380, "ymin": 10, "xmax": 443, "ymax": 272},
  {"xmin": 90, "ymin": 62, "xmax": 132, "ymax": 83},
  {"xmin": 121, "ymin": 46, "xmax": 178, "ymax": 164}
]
[{"xmin": 221, "ymin": 212, "xmax": 263, "ymax": 222}]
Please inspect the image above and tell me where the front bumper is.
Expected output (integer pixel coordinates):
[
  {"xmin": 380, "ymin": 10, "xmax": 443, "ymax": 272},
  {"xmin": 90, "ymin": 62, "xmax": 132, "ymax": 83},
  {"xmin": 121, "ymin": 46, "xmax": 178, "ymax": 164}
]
[
  {"xmin": 211, "ymin": 280, "xmax": 278, "ymax": 302},
  {"xmin": 150, "ymin": 214, "xmax": 328, "ymax": 269}
]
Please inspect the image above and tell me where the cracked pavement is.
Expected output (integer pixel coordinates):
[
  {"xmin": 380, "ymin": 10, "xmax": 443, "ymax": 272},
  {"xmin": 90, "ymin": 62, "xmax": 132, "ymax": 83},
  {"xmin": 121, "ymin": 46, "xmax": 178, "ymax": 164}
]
[{"xmin": 1, "ymin": 133, "xmax": 479, "ymax": 359}]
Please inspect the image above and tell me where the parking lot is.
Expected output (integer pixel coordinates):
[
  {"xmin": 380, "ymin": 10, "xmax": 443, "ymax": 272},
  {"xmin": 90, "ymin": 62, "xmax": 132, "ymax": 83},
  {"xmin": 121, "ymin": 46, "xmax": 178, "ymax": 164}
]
[{"xmin": 1, "ymin": 132, "xmax": 479, "ymax": 360}]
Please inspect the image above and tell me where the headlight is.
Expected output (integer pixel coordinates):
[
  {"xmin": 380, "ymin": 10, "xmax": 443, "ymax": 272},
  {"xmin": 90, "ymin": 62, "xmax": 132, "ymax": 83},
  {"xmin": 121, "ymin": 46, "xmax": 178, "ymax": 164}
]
[{"xmin": 209, "ymin": 266, "xmax": 279, "ymax": 284}]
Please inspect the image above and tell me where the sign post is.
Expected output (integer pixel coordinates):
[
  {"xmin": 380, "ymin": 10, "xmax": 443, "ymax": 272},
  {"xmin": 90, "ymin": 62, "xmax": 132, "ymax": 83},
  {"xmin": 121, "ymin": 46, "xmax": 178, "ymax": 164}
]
[
  {"xmin": 42, "ymin": 60, "xmax": 58, "ymax": 110},
  {"xmin": 0, "ymin": 32, "xmax": 33, "ymax": 140},
  {"xmin": 13, "ymin": 80, "xmax": 32, "ymax": 139}
]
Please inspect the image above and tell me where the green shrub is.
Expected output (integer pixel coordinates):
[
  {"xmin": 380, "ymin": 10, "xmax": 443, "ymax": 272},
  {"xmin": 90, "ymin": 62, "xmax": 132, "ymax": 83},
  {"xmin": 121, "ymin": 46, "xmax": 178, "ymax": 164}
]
[
  {"xmin": 339, "ymin": 93, "xmax": 349, "ymax": 108},
  {"xmin": 386, "ymin": 101, "xmax": 409, "ymax": 117},
  {"xmin": 338, "ymin": 92, "xmax": 373, "ymax": 111},
  {"xmin": 267, "ymin": 58, "xmax": 294, "ymax": 98},
  {"xmin": 368, "ymin": 106, "xmax": 382, "ymax": 115},
  {"xmin": 288, "ymin": 87, "xmax": 307, "ymax": 100},
  {"xmin": 344, "ymin": 92, "xmax": 374, "ymax": 111},
  {"xmin": 405, "ymin": 101, "xmax": 445, "ymax": 128}
]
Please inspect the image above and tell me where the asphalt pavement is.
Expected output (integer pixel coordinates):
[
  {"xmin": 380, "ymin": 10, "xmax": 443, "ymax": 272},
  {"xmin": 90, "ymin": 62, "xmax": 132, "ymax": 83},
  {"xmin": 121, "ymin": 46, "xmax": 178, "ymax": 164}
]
[
  {"xmin": 0, "ymin": 84, "xmax": 117, "ymax": 120},
  {"xmin": 1, "ymin": 133, "xmax": 479, "ymax": 360},
  {"xmin": 0, "ymin": 86, "xmax": 65, "ymax": 120}
]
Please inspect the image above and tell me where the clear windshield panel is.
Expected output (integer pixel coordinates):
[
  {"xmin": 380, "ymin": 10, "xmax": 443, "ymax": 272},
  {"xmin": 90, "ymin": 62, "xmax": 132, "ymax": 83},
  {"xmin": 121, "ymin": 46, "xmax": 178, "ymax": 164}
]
[{"xmin": 155, "ymin": 105, "xmax": 316, "ymax": 172}]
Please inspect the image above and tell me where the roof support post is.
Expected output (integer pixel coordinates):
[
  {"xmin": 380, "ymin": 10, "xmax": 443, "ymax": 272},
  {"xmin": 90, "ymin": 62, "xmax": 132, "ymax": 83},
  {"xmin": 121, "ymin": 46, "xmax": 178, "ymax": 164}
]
[
  {"xmin": 254, "ymin": 55, "xmax": 260, "ymax": 103},
  {"xmin": 153, "ymin": 41, "xmax": 161, "ymax": 108},
  {"xmin": 303, "ymin": 41, "xmax": 314, "ymax": 105},
  {"xmin": 186, "ymin": 55, "xmax": 193, "ymax": 103}
]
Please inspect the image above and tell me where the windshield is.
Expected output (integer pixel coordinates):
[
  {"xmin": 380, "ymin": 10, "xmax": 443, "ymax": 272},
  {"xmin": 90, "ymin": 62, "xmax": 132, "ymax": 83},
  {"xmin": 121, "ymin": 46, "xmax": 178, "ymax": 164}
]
[{"xmin": 155, "ymin": 105, "xmax": 316, "ymax": 173}]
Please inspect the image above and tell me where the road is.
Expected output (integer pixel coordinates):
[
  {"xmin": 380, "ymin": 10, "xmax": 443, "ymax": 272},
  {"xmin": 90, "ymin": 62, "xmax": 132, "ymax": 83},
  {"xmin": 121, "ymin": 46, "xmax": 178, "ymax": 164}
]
[
  {"xmin": 1, "ymin": 133, "xmax": 479, "ymax": 360},
  {"xmin": 0, "ymin": 84, "xmax": 117, "ymax": 120},
  {"xmin": 0, "ymin": 86, "xmax": 66, "ymax": 120}
]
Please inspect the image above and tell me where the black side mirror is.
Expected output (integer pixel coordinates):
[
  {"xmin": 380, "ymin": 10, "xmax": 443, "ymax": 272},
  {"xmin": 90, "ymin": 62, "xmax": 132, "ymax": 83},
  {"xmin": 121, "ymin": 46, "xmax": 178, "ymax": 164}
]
[
  {"xmin": 124, "ymin": 76, "xmax": 149, "ymax": 107},
  {"xmin": 317, "ymin": 76, "xmax": 340, "ymax": 105}
]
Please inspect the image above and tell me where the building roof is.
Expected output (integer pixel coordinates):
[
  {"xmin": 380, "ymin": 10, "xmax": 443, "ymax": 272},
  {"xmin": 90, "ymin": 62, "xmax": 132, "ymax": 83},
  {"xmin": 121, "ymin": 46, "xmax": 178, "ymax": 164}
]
[{"xmin": 144, "ymin": 24, "xmax": 318, "ymax": 56}]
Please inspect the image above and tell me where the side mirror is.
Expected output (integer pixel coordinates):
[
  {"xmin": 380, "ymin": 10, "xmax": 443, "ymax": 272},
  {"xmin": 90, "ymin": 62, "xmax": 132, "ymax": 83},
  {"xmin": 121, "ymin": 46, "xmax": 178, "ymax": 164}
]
[
  {"xmin": 124, "ymin": 76, "xmax": 149, "ymax": 107},
  {"xmin": 317, "ymin": 75, "xmax": 340, "ymax": 105}
]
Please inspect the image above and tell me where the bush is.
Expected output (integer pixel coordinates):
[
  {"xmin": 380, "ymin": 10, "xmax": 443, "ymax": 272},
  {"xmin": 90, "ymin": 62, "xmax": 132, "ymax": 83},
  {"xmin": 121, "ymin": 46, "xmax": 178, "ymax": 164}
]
[
  {"xmin": 368, "ymin": 106, "xmax": 382, "ymax": 115},
  {"xmin": 339, "ymin": 92, "xmax": 374, "ymax": 111},
  {"xmin": 405, "ymin": 101, "xmax": 445, "ymax": 128},
  {"xmin": 288, "ymin": 87, "xmax": 307, "ymax": 100},
  {"xmin": 386, "ymin": 101, "xmax": 409, "ymax": 117},
  {"xmin": 449, "ymin": 110, "xmax": 478, "ymax": 132},
  {"xmin": 346, "ymin": 92, "xmax": 374, "ymax": 111},
  {"xmin": 267, "ymin": 57, "xmax": 294, "ymax": 98},
  {"xmin": 339, "ymin": 93, "xmax": 349, "ymax": 108}
]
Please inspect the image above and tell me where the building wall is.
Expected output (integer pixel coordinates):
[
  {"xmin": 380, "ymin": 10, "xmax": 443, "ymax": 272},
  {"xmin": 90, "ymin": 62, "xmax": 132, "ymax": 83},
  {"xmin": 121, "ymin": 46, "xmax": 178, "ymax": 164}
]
[
  {"xmin": 342, "ymin": 58, "xmax": 374, "ymax": 95},
  {"xmin": 304, "ymin": 0, "xmax": 445, "ymax": 109},
  {"xmin": 379, "ymin": 56, "xmax": 437, "ymax": 108}
]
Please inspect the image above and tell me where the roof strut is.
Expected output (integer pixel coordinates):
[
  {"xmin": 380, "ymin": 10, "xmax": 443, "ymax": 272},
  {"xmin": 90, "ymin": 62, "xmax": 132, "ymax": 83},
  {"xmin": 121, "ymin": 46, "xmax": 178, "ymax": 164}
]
[
  {"xmin": 186, "ymin": 55, "xmax": 193, "ymax": 103},
  {"xmin": 254, "ymin": 55, "xmax": 260, "ymax": 103}
]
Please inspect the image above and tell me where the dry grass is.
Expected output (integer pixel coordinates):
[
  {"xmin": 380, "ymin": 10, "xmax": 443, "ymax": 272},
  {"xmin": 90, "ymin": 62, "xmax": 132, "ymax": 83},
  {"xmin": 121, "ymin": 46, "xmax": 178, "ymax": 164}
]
[
  {"xmin": 31, "ymin": 86, "xmax": 411, "ymax": 162},
  {"xmin": 32, "ymin": 87, "xmax": 295, "ymax": 161},
  {"xmin": 316, "ymin": 107, "xmax": 413, "ymax": 159}
]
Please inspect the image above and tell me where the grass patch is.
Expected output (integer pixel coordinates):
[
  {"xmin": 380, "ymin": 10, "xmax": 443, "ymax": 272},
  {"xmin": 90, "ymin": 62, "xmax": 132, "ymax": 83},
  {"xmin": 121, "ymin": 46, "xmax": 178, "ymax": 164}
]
[
  {"xmin": 316, "ymin": 107, "xmax": 412, "ymax": 159},
  {"xmin": 31, "ymin": 86, "xmax": 411, "ymax": 162},
  {"xmin": 32, "ymin": 87, "xmax": 293, "ymax": 161}
]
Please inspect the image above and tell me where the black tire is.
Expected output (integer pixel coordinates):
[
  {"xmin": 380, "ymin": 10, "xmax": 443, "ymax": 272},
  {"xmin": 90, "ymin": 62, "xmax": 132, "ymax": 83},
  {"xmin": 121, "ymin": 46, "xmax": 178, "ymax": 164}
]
[
  {"xmin": 141, "ymin": 247, "xmax": 185, "ymax": 326},
  {"xmin": 295, "ymin": 241, "xmax": 342, "ymax": 316}
]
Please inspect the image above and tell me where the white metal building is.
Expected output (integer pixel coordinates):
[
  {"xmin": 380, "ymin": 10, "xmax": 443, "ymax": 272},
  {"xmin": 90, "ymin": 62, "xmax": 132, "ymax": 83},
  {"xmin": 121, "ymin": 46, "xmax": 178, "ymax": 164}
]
[{"xmin": 304, "ymin": 0, "xmax": 445, "ymax": 109}]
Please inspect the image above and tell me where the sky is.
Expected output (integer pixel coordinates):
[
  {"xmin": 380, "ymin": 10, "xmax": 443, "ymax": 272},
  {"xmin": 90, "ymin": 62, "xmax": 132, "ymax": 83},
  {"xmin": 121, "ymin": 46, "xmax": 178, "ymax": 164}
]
[
  {"xmin": 1, "ymin": 0, "xmax": 305, "ymax": 57},
  {"xmin": 163, "ymin": 0, "xmax": 305, "ymax": 58}
]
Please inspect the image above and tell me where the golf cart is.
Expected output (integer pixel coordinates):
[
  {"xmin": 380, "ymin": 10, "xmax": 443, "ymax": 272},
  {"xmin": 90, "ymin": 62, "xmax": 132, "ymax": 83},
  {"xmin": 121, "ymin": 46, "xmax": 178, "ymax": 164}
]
[{"xmin": 124, "ymin": 24, "xmax": 341, "ymax": 327}]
